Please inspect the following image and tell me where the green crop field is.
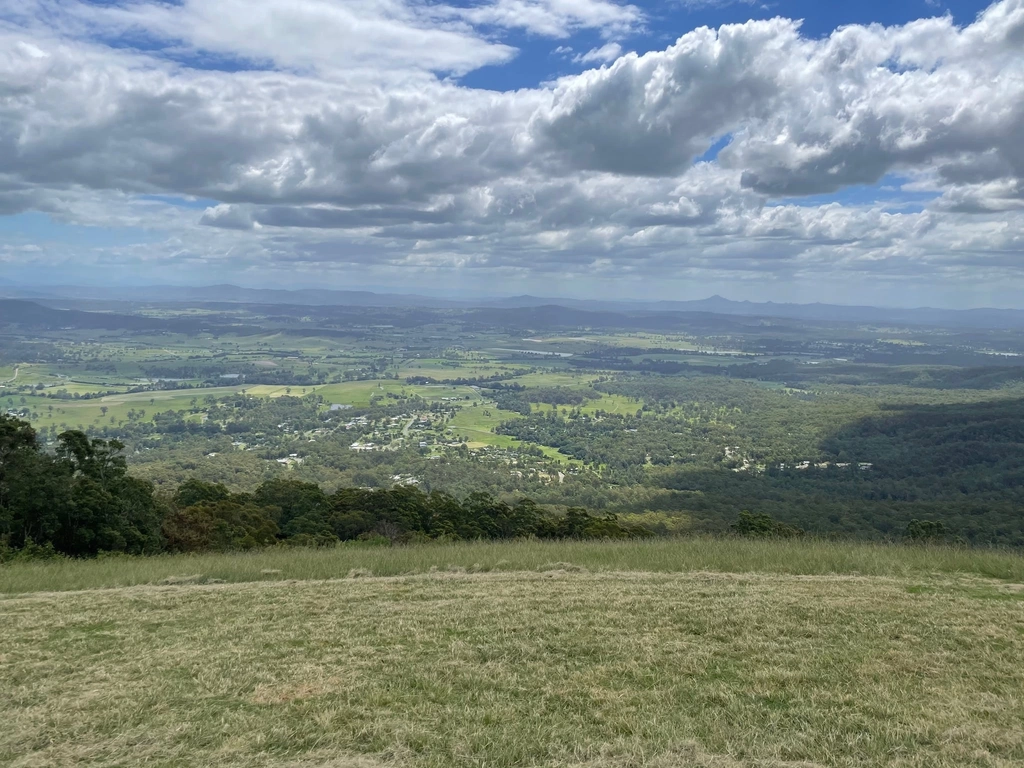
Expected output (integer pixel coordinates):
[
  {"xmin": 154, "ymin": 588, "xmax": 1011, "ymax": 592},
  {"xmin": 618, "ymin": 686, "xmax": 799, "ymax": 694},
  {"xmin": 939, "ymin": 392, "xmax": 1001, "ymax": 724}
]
[
  {"xmin": 315, "ymin": 381, "xmax": 485, "ymax": 409},
  {"xmin": 3, "ymin": 538, "xmax": 1023, "ymax": 768}
]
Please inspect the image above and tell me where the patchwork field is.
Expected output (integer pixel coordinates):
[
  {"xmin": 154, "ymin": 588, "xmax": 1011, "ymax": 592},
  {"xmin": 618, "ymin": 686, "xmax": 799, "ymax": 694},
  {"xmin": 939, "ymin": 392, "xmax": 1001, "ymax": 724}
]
[
  {"xmin": 447, "ymin": 405, "xmax": 526, "ymax": 446},
  {"xmin": 2, "ymin": 387, "xmax": 250, "ymax": 431},
  {"xmin": 316, "ymin": 381, "xmax": 484, "ymax": 409},
  {"xmin": 3, "ymin": 540, "xmax": 1023, "ymax": 768}
]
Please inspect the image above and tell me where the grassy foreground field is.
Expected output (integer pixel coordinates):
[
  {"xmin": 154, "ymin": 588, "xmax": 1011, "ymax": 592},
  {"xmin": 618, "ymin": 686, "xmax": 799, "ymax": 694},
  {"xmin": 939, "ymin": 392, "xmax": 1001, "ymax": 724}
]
[
  {"xmin": 4, "ymin": 538, "xmax": 1024, "ymax": 594},
  {"xmin": 3, "ymin": 540, "xmax": 1024, "ymax": 767}
]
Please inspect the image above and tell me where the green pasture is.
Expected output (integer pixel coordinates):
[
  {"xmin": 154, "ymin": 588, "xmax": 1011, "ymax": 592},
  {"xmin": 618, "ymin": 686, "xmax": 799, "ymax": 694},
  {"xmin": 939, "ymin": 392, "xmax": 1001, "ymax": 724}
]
[
  {"xmin": 3, "ymin": 363, "xmax": 139, "ymax": 391},
  {"xmin": 446, "ymin": 405, "xmax": 525, "ymax": 448},
  {"xmin": 577, "ymin": 392, "xmax": 641, "ymax": 415},
  {"xmin": 533, "ymin": 333, "xmax": 701, "ymax": 351},
  {"xmin": 316, "ymin": 380, "xmax": 485, "ymax": 409},
  {"xmin": 396, "ymin": 362, "xmax": 515, "ymax": 379},
  {"xmin": 508, "ymin": 371, "xmax": 601, "ymax": 388},
  {"xmin": 3, "ymin": 387, "xmax": 253, "ymax": 431},
  {"xmin": 447, "ymin": 405, "xmax": 577, "ymax": 463},
  {"xmin": 5, "ymin": 394, "xmax": 198, "ymax": 432}
]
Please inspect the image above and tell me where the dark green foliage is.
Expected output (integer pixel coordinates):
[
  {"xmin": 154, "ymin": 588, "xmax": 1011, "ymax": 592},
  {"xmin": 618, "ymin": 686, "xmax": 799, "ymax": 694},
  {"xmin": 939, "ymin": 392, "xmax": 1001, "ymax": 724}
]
[
  {"xmin": 558, "ymin": 507, "xmax": 647, "ymax": 539},
  {"xmin": 53, "ymin": 431, "xmax": 165, "ymax": 556},
  {"xmin": 173, "ymin": 479, "xmax": 231, "ymax": 508},
  {"xmin": 905, "ymin": 519, "xmax": 947, "ymax": 542},
  {"xmin": 0, "ymin": 536, "xmax": 62, "ymax": 563},
  {"xmin": 732, "ymin": 511, "xmax": 804, "ymax": 538},
  {"xmin": 162, "ymin": 499, "xmax": 280, "ymax": 552},
  {"xmin": 157, "ymin": 481, "xmax": 646, "ymax": 552},
  {"xmin": 0, "ymin": 414, "xmax": 164, "ymax": 556}
]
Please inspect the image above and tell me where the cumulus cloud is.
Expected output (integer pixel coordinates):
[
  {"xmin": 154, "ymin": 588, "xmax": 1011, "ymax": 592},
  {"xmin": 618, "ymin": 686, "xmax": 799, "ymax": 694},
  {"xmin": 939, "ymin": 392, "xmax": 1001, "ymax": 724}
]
[
  {"xmin": 200, "ymin": 204, "xmax": 256, "ymax": 231},
  {"xmin": 1, "ymin": 0, "xmax": 1023, "ymax": 297}
]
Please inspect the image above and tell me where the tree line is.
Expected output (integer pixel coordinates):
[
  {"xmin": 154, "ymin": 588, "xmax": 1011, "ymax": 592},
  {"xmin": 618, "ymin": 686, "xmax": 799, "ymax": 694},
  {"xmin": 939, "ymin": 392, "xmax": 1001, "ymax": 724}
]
[{"xmin": 0, "ymin": 414, "xmax": 647, "ymax": 559}]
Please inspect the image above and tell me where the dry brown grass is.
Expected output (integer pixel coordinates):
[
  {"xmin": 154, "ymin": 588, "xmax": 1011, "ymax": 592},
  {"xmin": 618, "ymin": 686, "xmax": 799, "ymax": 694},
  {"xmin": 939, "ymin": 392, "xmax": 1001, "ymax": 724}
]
[{"xmin": 3, "ymin": 569, "xmax": 1023, "ymax": 767}]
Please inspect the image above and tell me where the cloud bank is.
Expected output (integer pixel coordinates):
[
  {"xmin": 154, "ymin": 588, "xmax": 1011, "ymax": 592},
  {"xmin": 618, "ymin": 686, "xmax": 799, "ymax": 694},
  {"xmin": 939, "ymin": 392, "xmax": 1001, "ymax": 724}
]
[{"xmin": 1, "ymin": 0, "xmax": 1023, "ymax": 302}]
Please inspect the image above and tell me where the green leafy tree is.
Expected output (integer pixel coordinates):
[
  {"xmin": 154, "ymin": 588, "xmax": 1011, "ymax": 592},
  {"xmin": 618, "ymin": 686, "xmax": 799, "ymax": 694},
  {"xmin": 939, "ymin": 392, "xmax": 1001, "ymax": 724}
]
[
  {"xmin": 0, "ymin": 415, "xmax": 67, "ymax": 549},
  {"xmin": 52, "ymin": 431, "xmax": 164, "ymax": 556},
  {"xmin": 162, "ymin": 500, "xmax": 278, "ymax": 552},
  {"xmin": 173, "ymin": 479, "xmax": 231, "ymax": 508},
  {"xmin": 1, "ymin": 417, "xmax": 163, "ymax": 556}
]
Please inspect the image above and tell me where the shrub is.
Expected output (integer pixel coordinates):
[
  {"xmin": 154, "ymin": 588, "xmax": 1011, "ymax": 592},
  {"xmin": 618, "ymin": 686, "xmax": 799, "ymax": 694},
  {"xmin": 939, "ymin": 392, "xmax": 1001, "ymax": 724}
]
[{"xmin": 732, "ymin": 510, "xmax": 804, "ymax": 538}]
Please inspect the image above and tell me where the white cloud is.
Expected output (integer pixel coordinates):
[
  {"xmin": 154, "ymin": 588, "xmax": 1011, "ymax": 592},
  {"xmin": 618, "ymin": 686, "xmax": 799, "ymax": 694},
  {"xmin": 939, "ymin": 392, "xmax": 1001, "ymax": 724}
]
[
  {"xmin": 1, "ymin": 0, "xmax": 1024, "ymax": 300},
  {"xmin": 11, "ymin": 0, "xmax": 642, "ymax": 77},
  {"xmin": 451, "ymin": 0, "xmax": 642, "ymax": 38},
  {"xmin": 573, "ymin": 42, "xmax": 622, "ymax": 64}
]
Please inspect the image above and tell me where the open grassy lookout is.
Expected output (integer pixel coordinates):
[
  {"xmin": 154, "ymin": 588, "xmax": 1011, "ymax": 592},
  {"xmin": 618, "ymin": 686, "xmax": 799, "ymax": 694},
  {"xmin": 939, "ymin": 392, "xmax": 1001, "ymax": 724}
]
[{"xmin": 3, "ymin": 538, "xmax": 1024, "ymax": 767}]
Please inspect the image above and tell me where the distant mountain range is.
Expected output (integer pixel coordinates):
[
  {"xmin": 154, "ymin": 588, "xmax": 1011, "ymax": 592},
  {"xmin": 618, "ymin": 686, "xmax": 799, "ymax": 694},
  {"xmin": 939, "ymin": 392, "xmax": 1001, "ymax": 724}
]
[
  {"xmin": 0, "ymin": 297, "xmax": 759, "ymax": 336},
  {"xmin": 3, "ymin": 283, "xmax": 1024, "ymax": 329},
  {"xmin": 0, "ymin": 299, "xmax": 220, "ymax": 334}
]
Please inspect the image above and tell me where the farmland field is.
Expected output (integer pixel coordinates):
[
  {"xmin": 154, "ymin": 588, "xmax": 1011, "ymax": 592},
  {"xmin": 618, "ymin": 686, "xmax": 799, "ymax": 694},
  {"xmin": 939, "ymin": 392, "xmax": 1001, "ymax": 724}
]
[{"xmin": 3, "ymin": 538, "xmax": 1024, "ymax": 768}]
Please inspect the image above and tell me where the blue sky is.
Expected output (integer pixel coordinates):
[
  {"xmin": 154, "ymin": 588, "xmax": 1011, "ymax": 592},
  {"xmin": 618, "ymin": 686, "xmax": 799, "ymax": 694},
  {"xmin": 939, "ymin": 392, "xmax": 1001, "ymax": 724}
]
[
  {"xmin": 0, "ymin": 0, "xmax": 1022, "ymax": 307},
  {"xmin": 460, "ymin": 1, "xmax": 994, "ymax": 91}
]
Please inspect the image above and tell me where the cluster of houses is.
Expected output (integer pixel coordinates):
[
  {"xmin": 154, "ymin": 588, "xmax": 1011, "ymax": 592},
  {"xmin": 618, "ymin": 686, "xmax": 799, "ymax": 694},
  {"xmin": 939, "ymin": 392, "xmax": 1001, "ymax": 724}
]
[{"xmin": 726, "ymin": 446, "xmax": 874, "ymax": 473}]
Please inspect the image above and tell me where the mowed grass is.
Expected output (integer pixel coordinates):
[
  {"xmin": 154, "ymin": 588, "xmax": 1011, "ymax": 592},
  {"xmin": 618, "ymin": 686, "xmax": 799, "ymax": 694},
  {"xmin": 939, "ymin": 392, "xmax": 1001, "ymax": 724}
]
[
  {"xmin": 396, "ymin": 363, "xmax": 513, "ymax": 379},
  {"xmin": 3, "ymin": 564, "xmax": 1023, "ymax": 767},
  {"xmin": 508, "ymin": 372, "xmax": 600, "ymax": 388}
]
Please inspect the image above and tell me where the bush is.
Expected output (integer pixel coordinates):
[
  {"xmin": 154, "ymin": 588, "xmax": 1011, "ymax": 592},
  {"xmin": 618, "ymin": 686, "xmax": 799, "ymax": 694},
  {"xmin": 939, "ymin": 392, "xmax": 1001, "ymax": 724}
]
[
  {"xmin": 905, "ymin": 519, "xmax": 947, "ymax": 543},
  {"xmin": 732, "ymin": 510, "xmax": 804, "ymax": 538},
  {"xmin": 0, "ymin": 536, "xmax": 64, "ymax": 563}
]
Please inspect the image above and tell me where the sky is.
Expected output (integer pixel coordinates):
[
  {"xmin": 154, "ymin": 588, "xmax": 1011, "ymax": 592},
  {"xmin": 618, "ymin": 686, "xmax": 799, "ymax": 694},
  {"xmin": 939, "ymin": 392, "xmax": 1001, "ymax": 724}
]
[{"xmin": 0, "ymin": 0, "xmax": 1022, "ymax": 307}]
